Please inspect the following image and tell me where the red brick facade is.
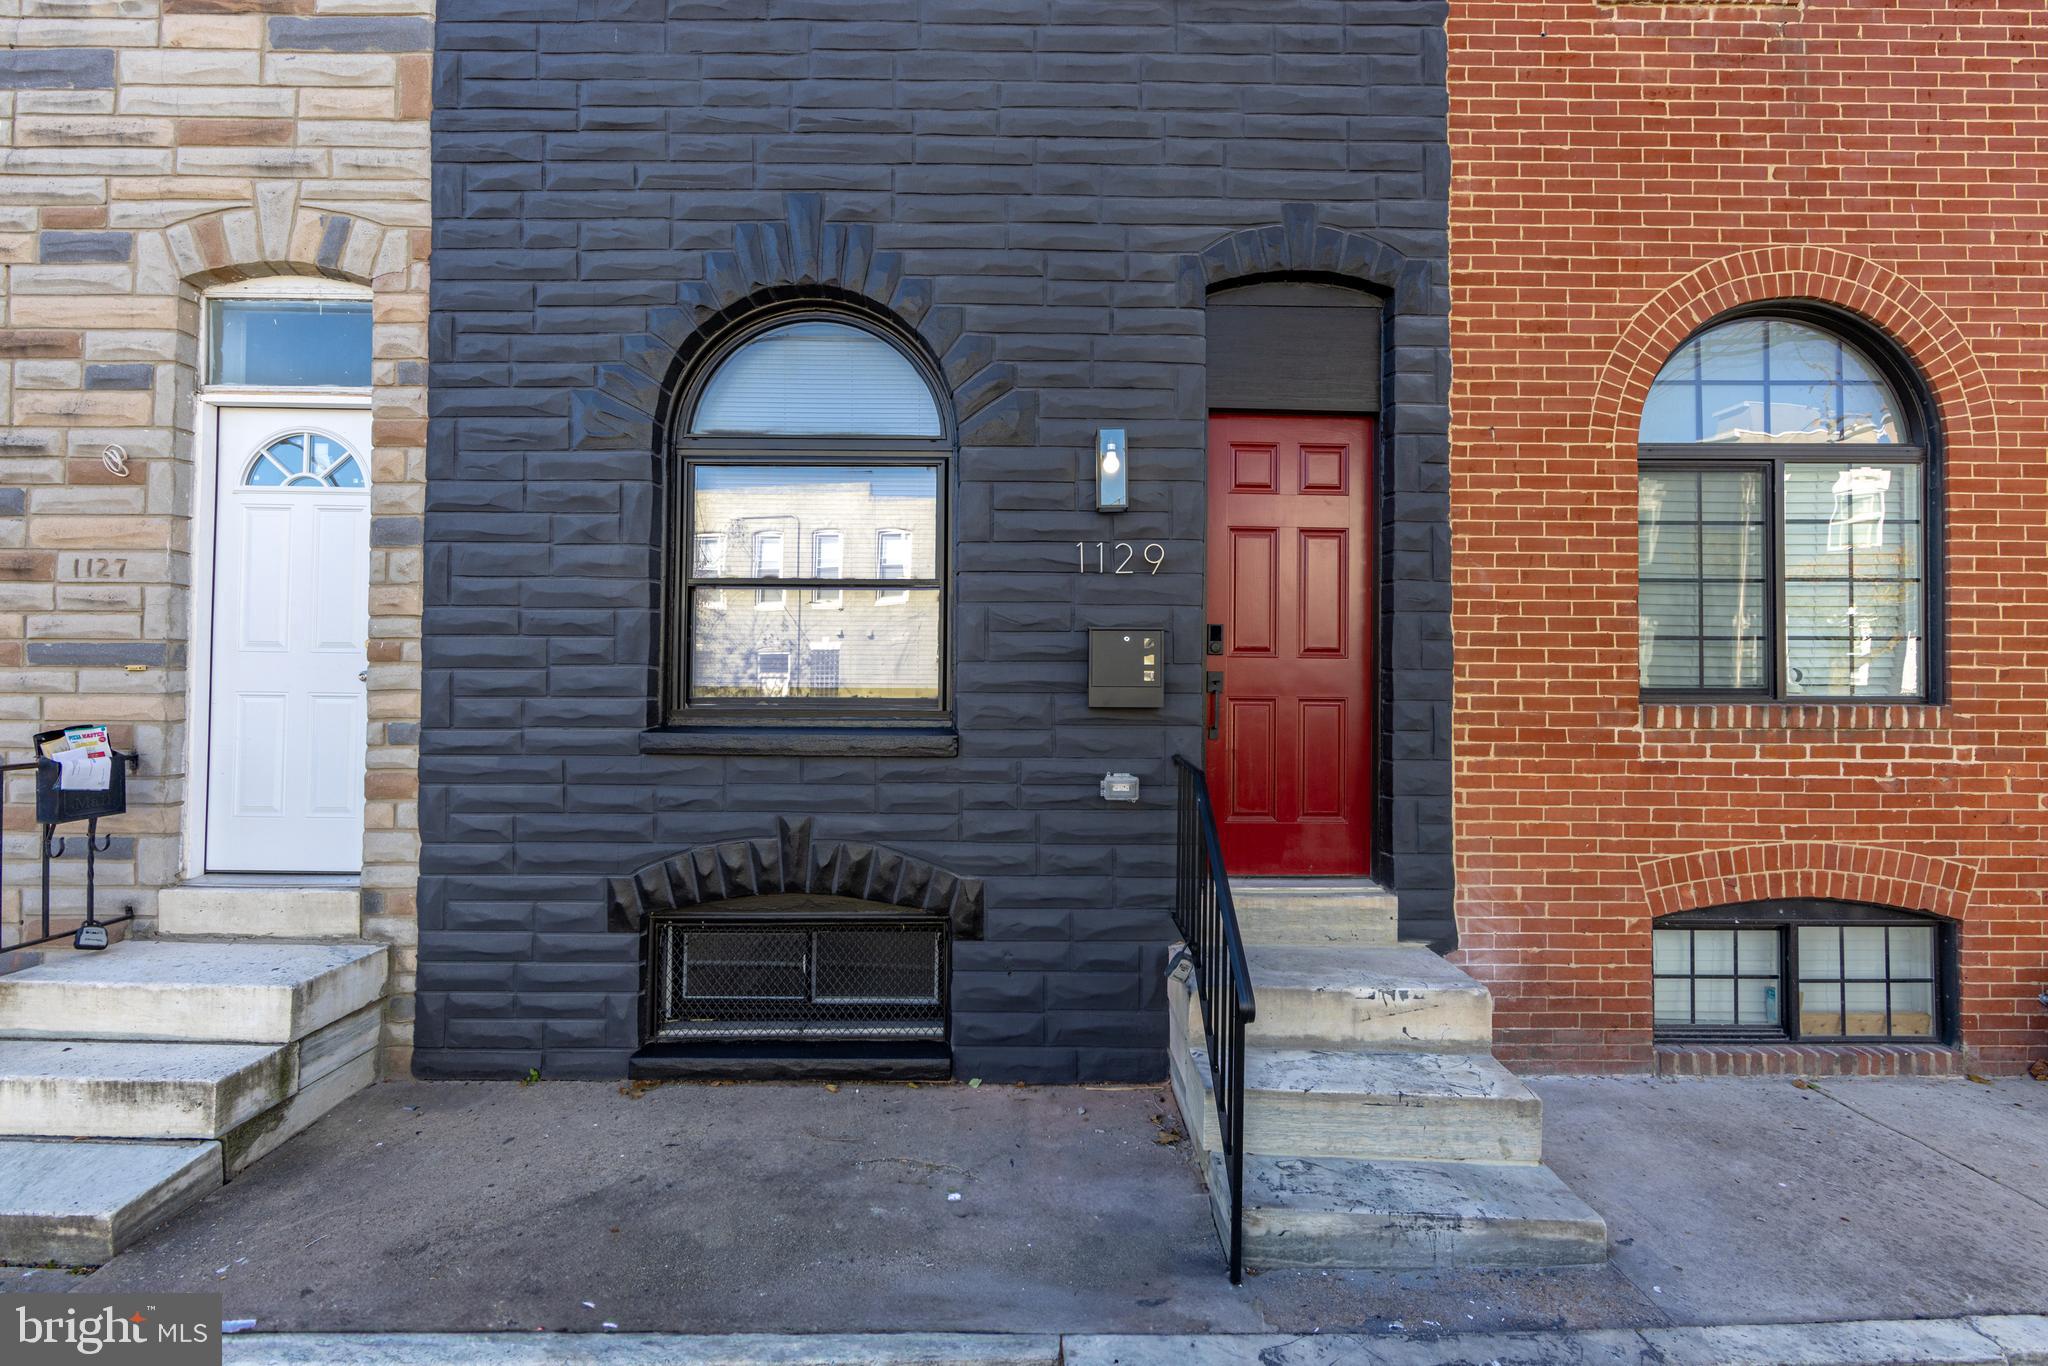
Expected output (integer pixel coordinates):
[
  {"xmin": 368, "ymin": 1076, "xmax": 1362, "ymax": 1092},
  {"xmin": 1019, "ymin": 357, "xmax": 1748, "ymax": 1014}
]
[{"xmin": 1448, "ymin": 2, "xmax": 2048, "ymax": 1072}]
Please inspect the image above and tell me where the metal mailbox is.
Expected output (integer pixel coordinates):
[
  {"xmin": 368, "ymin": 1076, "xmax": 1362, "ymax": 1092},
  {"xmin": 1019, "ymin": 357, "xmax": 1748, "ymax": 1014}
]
[{"xmin": 1087, "ymin": 628, "xmax": 1166, "ymax": 709}]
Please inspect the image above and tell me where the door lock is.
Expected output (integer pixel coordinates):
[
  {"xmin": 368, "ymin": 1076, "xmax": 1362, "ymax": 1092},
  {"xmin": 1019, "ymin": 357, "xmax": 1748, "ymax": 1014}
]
[
  {"xmin": 1206, "ymin": 622, "xmax": 1224, "ymax": 656},
  {"xmin": 357, "ymin": 668, "xmax": 369, "ymax": 683}
]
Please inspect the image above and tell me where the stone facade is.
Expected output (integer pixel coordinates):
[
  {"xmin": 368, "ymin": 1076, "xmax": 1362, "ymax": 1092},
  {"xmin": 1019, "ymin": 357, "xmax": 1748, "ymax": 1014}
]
[
  {"xmin": 1448, "ymin": 0, "xmax": 2048, "ymax": 1072},
  {"xmin": 421, "ymin": 1, "xmax": 1455, "ymax": 1081},
  {"xmin": 0, "ymin": 2, "xmax": 429, "ymax": 1073}
]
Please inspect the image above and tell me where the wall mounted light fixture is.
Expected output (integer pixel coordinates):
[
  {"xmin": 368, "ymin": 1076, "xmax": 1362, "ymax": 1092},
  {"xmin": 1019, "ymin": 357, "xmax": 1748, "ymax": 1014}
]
[{"xmin": 1096, "ymin": 428, "xmax": 1128, "ymax": 512}]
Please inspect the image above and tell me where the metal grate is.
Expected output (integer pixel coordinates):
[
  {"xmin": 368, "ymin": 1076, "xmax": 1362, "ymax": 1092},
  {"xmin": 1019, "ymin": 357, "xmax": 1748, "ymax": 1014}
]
[{"xmin": 656, "ymin": 917, "xmax": 946, "ymax": 1041}]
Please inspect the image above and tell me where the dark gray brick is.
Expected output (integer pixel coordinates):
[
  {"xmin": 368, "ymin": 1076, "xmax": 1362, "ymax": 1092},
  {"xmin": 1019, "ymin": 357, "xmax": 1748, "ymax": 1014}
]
[
  {"xmin": 0, "ymin": 49, "xmax": 114, "ymax": 89},
  {"xmin": 40, "ymin": 232, "xmax": 130, "ymax": 264},
  {"xmin": 269, "ymin": 17, "xmax": 433, "ymax": 52},
  {"xmin": 83, "ymin": 363, "xmax": 151, "ymax": 390},
  {"xmin": 26, "ymin": 641, "xmax": 169, "ymax": 666}
]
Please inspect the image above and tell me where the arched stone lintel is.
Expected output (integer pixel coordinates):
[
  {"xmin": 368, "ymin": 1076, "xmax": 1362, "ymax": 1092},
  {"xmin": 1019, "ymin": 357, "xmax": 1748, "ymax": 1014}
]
[
  {"xmin": 572, "ymin": 193, "xmax": 1028, "ymax": 457},
  {"xmin": 165, "ymin": 203, "xmax": 411, "ymax": 293},
  {"xmin": 607, "ymin": 817, "xmax": 985, "ymax": 939}
]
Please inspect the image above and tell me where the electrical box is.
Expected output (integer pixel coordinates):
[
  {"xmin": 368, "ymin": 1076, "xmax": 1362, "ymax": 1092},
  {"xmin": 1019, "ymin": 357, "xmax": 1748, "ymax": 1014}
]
[{"xmin": 1087, "ymin": 628, "xmax": 1166, "ymax": 709}]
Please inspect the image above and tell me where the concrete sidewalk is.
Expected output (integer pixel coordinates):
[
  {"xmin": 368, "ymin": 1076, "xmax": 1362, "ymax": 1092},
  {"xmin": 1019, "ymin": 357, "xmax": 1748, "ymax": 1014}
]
[
  {"xmin": 7, "ymin": 1073, "xmax": 2045, "ymax": 1338},
  {"xmin": 213, "ymin": 1317, "xmax": 2048, "ymax": 1365}
]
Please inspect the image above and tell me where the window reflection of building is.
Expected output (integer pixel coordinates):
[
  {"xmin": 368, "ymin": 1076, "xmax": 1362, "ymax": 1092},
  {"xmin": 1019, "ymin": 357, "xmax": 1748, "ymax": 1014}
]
[
  {"xmin": 675, "ymin": 317, "xmax": 949, "ymax": 713},
  {"xmin": 754, "ymin": 530, "xmax": 785, "ymax": 609},
  {"xmin": 812, "ymin": 531, "xmax": 843, "ymax": 607},
  {"xmin": 1638, "ymin": 314, "xmax": 1928, "ymax": 700},
  {"xmin": 690, "ymin": 470, "xmax": 940, "ymax": 702}
]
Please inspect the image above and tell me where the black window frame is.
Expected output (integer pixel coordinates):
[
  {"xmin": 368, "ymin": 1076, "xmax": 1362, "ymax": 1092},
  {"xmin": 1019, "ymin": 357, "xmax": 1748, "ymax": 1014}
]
[
  {"xmin": 664, "ymin": 307, "xmax": 955, "ymax": 727},
  {"xmin": 1651, "ymin": 899, "xmax": 1958, "ymax": 1046},
  {"xmin": 1637, "ymin": 302, "xmax": 1943, "ymax": 705}
]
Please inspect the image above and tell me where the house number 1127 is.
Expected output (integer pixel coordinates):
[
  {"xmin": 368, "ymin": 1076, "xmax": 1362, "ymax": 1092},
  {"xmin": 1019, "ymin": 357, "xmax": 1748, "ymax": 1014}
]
[{"xmin": 1076, "ymin": 541, "xmax": 1165, "ymax": 575}]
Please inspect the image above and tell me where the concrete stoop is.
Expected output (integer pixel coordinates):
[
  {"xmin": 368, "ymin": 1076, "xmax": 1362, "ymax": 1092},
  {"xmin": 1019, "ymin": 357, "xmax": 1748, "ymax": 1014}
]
[
  {"xmin": 0, "ymin": 934, "xmax": 388, "ymax": 1265},
  {"xmin": 1167, "ymin": 879, "xmax": 1607, "ymax": 1272}
]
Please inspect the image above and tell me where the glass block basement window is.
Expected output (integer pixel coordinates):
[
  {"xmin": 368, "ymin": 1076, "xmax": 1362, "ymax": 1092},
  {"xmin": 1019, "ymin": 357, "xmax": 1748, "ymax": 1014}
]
[
  {"xmin": 654, "ymin": 917, "xmax": 946, "ymax": 1042},
  {"xmin": 1651, "ymin": 902, "xmax": 1948, "ymax": 1044}
]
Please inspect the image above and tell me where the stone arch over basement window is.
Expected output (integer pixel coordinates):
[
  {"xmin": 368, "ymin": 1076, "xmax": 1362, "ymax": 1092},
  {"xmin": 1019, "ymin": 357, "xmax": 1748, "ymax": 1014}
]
[
  {"xmin": 606, "ymin": 818, "xmax": 985, "ymax": 939},
  {"xmin": 1183, "ymin": 204, "xmax": 1454, "ymax": 952}
]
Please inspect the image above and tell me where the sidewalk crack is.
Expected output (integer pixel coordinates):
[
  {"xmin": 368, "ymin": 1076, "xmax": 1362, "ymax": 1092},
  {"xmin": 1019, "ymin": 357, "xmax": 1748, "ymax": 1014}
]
[{"xmin": 1807, "ymin": 1082, "xmax": 2048, "ymax": 1218}]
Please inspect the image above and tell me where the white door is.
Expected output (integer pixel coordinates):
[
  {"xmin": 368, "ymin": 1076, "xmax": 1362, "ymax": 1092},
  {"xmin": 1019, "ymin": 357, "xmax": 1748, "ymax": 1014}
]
[{"xmin": 207, "ymin": 406, "xmax": 372, "ymax": 873}]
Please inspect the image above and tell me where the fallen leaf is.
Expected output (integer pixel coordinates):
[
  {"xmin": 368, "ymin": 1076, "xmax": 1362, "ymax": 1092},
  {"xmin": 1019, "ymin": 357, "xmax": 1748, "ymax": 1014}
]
[
  {"xmin": 1791, "ymin": 1078, "xmax": 1816, "ymax": 1090},
  {"xmin": 1966, "ymin": 1072, "xmax": 1993, "ymax": 1085},
  {"xmin": 2028, "ymin": 1060, "xmax": 2047, "ymax": 1082},
  {"xmin": 823, "ymin": 1083, "xmax": 839, "ymax": 1093}
]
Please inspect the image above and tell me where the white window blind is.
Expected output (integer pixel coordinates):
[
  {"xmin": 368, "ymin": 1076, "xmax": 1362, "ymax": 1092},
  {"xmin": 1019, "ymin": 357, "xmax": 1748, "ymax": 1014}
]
[{"xmin": 691, "ymin": 321, "xmax": 942, "ymax": 436}]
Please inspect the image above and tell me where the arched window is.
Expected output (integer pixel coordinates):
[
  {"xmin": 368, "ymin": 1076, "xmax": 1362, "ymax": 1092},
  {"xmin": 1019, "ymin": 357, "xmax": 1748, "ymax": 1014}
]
[
  {"xmin": 673, "ymin": 314, "xmax": 948, "ymax": 720},
  {"xmin": 1652, "ymin": 900, "xmax": 1954, "ymax": 1044},
  {"xmin": 691, "ymin": 320, "xmax": 942, "ymax": 437},
  {"xmin": 1637, "ymin": 311, "xmax": 1934, "ymax": 701}
]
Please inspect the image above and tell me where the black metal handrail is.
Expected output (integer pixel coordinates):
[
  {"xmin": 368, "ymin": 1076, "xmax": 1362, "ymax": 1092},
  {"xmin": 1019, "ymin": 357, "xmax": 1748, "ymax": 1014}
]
[{"xmin": 1172, "ymin": 754, "xmax": 1256, "ymax": 1284}]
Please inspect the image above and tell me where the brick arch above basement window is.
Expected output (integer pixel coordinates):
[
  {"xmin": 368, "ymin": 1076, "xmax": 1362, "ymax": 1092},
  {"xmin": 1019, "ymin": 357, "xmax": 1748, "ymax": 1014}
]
[{"xmin": 1637, "ymin": 841, "xmax": 1978, "ymax": 923}]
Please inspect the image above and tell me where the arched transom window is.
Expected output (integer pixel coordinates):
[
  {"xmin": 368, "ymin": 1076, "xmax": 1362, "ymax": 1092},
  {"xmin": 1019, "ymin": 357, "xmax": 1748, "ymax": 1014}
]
[
  {"xmin": 674, "ymin": 316, "xmax": 948, "ymax": 720},
  {"xmin": 243, "ymin": 431, "xmax": 366, "ymax": 489},
  {"xmin": 1637, "ymin": 312, "xmax": 1933, "ymax": 701}
]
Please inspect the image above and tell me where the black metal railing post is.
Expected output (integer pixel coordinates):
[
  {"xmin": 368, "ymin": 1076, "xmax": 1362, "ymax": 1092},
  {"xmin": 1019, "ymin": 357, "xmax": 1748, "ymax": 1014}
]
[{"xmin": 1171, "ymin": 754, "xmax": 1256, "ymax": 1284}]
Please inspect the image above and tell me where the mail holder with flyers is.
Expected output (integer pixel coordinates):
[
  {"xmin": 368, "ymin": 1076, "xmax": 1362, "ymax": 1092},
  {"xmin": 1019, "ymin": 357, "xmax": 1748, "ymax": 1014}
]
[
  {"xmin": 33, "ymin": 733, "xmax": 131, "ymax": 826},
  {"xmin": 16, "ymin": 726, "xmax": 140, "ymax": 950}
]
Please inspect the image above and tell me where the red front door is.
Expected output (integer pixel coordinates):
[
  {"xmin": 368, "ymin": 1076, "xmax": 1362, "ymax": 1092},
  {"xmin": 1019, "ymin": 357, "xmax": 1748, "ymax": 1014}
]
[{"xmin": 1204, "ymin": 413, "xmax": 1374, "ymax": 875}]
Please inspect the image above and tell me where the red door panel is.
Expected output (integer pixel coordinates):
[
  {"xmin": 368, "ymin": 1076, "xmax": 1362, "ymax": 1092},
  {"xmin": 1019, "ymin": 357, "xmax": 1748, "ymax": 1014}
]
[{"xmin": 1204, "ymin": 413, "xmax": 1373, "ymax": 876}]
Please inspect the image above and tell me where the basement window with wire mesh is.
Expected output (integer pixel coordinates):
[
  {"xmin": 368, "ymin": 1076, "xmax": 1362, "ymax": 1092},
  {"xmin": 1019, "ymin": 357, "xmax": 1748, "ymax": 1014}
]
[
  {"xmin": 1651, "ymin": 900, "xmax": 1954, "ymax": 1044},
  {"xmin": 653, "ymin": 913, "xmax": 947, "ymax": 1042}
]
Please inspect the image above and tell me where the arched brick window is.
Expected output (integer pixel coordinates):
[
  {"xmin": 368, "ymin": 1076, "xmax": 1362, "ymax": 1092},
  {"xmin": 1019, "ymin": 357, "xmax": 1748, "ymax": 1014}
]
[{"xmin": 1637, "ymin": 307, "xmax": 1940, "ymax": 702}]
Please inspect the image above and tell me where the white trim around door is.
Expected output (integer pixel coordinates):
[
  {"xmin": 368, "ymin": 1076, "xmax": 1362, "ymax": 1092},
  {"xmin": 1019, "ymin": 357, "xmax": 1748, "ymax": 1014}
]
[{"xmin": 188, "ymin": 396, "xmax": 374, "ymax": 877}]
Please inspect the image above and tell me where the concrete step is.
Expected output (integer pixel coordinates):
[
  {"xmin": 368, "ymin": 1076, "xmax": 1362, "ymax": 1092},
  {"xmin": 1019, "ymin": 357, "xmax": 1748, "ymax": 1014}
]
[
  {"xmin": 1229, "ymin": 878, "xmax": 1399, "ymax": 948},
  {"xmin": 0, "ymin": 1137, "xmax": 222, "ymax": 1266},
  {"xmin": 158, "ymin": 883, "xmax": 361, "ymax": 939},
  {"xmin": 0, "ymin": 938, "xmax": 387, "ymax": 1044},
  {"xmin": 1177, "ymin": 944, "xmax": 1493, "ymax": 1051},
  {"xmin": 1170, "ymin": 1036, "xmax": 1544, "ymax": 1164},
  {"xmin": 1210, "ymin": 1150, "xmax": 1609, "ymax": 1270},
  {"xmin": 0, "ymin": 1037, "xmax": 293, "ymax": 1139}
]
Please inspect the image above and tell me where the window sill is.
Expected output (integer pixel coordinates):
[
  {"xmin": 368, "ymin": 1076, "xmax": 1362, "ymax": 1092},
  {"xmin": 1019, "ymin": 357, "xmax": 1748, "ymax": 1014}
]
[
  {"xmin": 640, "ymin": 724, "xmax": 959, "ymax": 758},
  {"xmin": 1641, "ymin": 700, "xmax": 1950, "ymax": 736},
  {"xmin": 1653, "ymin": 1041, "xmax": 1962, "ymax": 1078}
]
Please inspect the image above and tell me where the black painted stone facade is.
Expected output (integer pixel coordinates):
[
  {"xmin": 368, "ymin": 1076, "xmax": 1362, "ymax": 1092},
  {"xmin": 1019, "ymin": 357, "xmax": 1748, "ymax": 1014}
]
[{"xmin": 421, "ymin": 0, "xmax": 1454, "ymax": 1081}]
